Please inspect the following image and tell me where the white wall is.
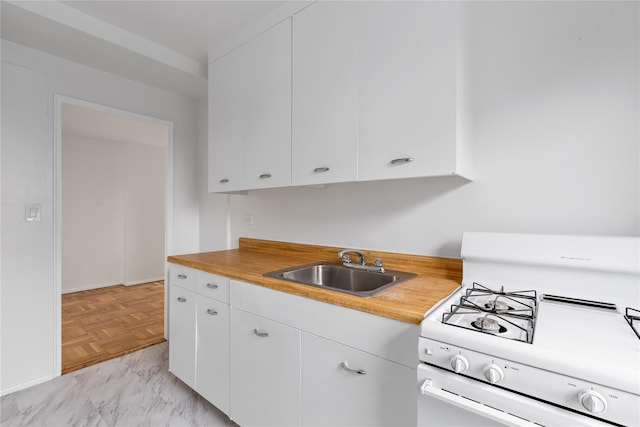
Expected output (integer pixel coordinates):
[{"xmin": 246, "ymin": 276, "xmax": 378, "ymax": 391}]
[
  {"xmin": 1, "ymin": 61, "xmax": 54, "ymax": 396},
  {"xmin": 1, "ymin": 39, "xmax": 199, "ymax": 394},
  {"xmin": 124, "ymin": 141, "xmax": 166, "ymax": 285},
  {"xmin": 61, "ymin": 134, "xmax": 166, "ymax": 293},
  {"xmin": 197, "ymin": 96, "xmax": 228, "ymax": 251},
  {"xmin": 62, "ymin": 134, "xmax": 126, "ymax": 291},
  {"xmin": 199, "ymin": 1, "xmax": 639, "ymax": 258}
]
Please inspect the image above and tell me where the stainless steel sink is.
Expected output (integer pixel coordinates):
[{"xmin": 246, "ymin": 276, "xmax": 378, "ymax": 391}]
[{"xmin": 264, "ymin": 262, "xmax": 417, "ymax": 297}]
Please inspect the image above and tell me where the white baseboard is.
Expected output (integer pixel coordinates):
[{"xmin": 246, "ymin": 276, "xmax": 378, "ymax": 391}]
[
  {"xmin": 1, "ymin": 373, "xmax": 57, "ymax": 396},
  {"xmin": 62, "ymin": 281, "xmax": 122, "ymax": 294},
  {"xmin": 61, "ymin": 277, "xmax": 164, "ymax": 294},
  {"xmin": 124, "ymin": 277, "xmax": 164, "ymax": 286}
]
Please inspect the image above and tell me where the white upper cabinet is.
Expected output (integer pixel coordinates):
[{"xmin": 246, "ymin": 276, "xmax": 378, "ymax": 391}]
[
  {"xmin": 292, "ymin": 2, "xmax": 358, "ymax": 186},
  {"xmin": 291, "ymin": 1, "xmax": 468, "ymax": 186},
  {"xmin": 209, "ymin": 2, "xmax": 469, "ymax": 192},
  {"xmin": 209, "ymin": 46, "xmax": 244, "ymax": 193},
  {"xmin": 357, "ymin": 2, "xmax": 463, "ymax": 181},
  {"xmin": 209, "ymin": 18, "xmax": 292, "ymax": 192},
  {"xmin": 243, "ymin": 19, "xmax": 292, "ymax": 190}
]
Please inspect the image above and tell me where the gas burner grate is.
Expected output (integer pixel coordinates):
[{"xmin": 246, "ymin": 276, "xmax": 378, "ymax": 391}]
[
  {"xmin": 459, "ymin": 282, "xmax": 538, "ymax": 319},
  {"xmin": 467, "ymin": 282, "xmax": 538, "ymax": 300},
  {"xmin": 442, "ymin": 305, "xmax": 535, "ymax": 343},
  {"xmin": 440, "ymin": 282, "xmax": 537, "ymax": 344},
  {"xmin": 624, "ymin": 307, "xmax": 640, "ymax": 340}
]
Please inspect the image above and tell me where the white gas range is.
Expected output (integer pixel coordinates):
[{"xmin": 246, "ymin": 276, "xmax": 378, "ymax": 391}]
[{"xmin": 418, "ymin": 232, "xmax": 640, "ymax": 427}]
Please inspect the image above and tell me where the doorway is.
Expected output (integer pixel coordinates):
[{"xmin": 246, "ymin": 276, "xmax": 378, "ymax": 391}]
[{"xmin": 54, "ymin": 96, "xmax": 173, "ymax": 374}]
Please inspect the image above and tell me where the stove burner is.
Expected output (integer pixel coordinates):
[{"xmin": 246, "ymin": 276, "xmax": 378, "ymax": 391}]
[
  {"xmin": 441, "ymin": 282, "xmax": 537, "ymax": 343},
  {"xmin": 484, "ymin": 300, "xmax": 511, "ymax": 313},
  {"xmin": 625, "ymin": 307, "xmax": 640, "ymax": 340},
  {"xmin": 471, "ymin": 317, "xmax": 507, "ymax": 334}
]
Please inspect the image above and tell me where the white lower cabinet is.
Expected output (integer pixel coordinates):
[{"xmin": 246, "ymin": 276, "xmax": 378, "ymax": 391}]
[
  {"xmin": 168, "ymin": 283, "xmax": 196, "ymax": 389},
  {"xmin": 168, "ymin": 265, "xmax": 230, "ymax": 413},
  {"xmin": 169, "ymin": 266, "xmax": 417, "ymax": 426},
  {"xmin": 196, "ymin": 294, "xmax": 230, "ymax": 415},
  {"xmin": 230, "ymin": 309, "xmax": 301, "ymax": 426},
  {"xmin": 301, "ymin": 333, "xmax": 416, "ymax": 426}
]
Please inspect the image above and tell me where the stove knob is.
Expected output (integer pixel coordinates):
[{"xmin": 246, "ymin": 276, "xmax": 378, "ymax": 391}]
[
  {"xmin": 483, "ymin": 364, "xmax": 504, "ymax": 384},
  {"xmin": 449, "ymin": 355, "xmax": 469, "ymax": 373},
  {"xmin": 579, "ymin": 390, "xmax": 607, "ymax": 414}
]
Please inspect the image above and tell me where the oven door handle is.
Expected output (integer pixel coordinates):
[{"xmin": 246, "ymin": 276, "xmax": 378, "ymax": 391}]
[{"xmin": 420, "ymin": 379, "xmax": 537, "ymax": 427}]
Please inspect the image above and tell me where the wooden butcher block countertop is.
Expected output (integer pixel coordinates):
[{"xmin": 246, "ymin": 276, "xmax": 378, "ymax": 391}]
[{"xmin": 167, "ymin": 238, "xmax": 462, "ymax": 324}]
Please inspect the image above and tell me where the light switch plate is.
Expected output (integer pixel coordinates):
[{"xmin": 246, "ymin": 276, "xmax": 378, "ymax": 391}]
[{"xmin": 25, "ymin": 203, "xmax": 41, "ymax": 222}]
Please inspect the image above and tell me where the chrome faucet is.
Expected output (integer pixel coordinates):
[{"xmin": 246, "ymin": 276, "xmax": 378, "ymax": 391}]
[
  {"xmin": 338, "ymin": 249, "xmax": 385, "ymax": 273},
  {"xmin": 338, "ymin": 248, "xmax": 366, "ymax": 265}
]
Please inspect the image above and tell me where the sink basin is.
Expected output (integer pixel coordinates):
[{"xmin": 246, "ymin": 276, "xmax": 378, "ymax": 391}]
[{"xmin": 264, "ymin": 262, "xmax": 417, "ymax": 297}]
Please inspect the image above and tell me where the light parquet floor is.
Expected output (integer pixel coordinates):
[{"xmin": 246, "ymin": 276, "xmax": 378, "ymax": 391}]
[{"xmin": 62, "ymin": 281, "xmax": 165, "ymax": 374}]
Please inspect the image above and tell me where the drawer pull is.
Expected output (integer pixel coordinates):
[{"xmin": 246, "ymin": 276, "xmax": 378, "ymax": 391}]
[
  {"xmin": 259, "ymin": 173, "xmax": 272, "ymax": 179},
  {"xmin": 313, "ymin": 167, "xmax": 330, "ymax": 173},
  {"xmin": 340, "ymin": 362, "xmax": 366, "ymax": 375},
  {"xmin": 219, "ymin": 178, "xmax": 229, "ymax": 184},
  {"xmin": 206, "ymin": 308, "xmax": 218, "ymax": 316},
  {"xmin": 177, "ymin": 274, "xmax": 187, "ymax": 279},
  {"xmin": 177, "ymin": 297, "xmax": 187, "ymax": 303},
  {"xmin": 389, "ymin": 157, "xmax": 414, "ymax": 166},
  {"xmin": 206, "ymin": 283, "xmax": 219, "ymax": 289},
  {"xmin": 253, "ymin": 328, "xmax": 269, "ymax": 338}
]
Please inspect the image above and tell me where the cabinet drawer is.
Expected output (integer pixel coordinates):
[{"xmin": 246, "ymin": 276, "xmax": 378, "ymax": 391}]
[
  {"xmin": 196, "ymin": 271, "xmax": 229, "ymax": 303},
  {"xmin": 169, "ymin": 264, "xmax": 196, "ymax": 291}
]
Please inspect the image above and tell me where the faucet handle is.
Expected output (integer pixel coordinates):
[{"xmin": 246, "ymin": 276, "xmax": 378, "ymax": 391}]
[
  {"xmin": 342, "ymin": 255, "xmax": 352, "ymax": 263},
  {"xmin": 374, "ymin": 258, "xmax": 383, "ymax": 267}
]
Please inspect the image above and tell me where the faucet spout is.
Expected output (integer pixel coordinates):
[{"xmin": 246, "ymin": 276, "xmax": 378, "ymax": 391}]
[
  {"xmin": 337, "ymin": 249, "xmax": 385, "ymax": 273},
  {"xmin": 338, "ymin": 248, "xmax": 366, "ymax": 265}
]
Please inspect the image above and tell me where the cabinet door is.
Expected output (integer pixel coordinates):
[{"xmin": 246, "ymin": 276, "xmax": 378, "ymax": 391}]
[
  {"xmin": 301, "ymin": 333, "xmax": 416, "ymax": 426},
  {"xmin": 168, "ymin": 284, "xmax": 196, "ymax": 388},
  {"xmin": 357, "ymin": 2, "xmax": 458, "ymax": 181},
  {"xmin": 292, "ymin": 2, "xmax": 358, "ymax": 186},
  {"xmin": 230, "ymin": 309, "xmax": 301, "ymax": 426},
  {"xmin": 209, "ymin": 46, "xmax": 245, "ymax": 192},
  {"xmin": 243, "ymin": 18, "xmax": 292, "ymax": 190},
  {"xmin": 196, "ymin": 295, "xmax": 230, "ymax": 415}
]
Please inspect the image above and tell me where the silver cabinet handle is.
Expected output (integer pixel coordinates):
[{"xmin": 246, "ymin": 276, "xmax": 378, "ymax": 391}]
[
  {"xmin": 340, "ymin": 362, "xmax": 366, "ymax": 375},
  {"xmin": 313, "ymin": 167, "xmax": 330, "ymax": 173},
  {"xmin": 219, "ymin": 178, "xmax": 229, "ymax": 184},
  {"xmin": 177, "ymin": 297, "xmax": 187, "ymax": 303},
  {"xmin": 177, "ymin": 274, "xmax": 187, "ymax": 279},
  {"xmin": 206, "ymin": 283, "xmax": 219, "ymax": 289},
  {"xmin": 206, "ymin": 308, "xmax": 218, "ymax": 316},
  {"xmin": 259, "ymin": 173, "xmax": 272, "ymax": 179},
  {"xmin": 253, "ymin": 328, "xmax": 269, "ymax": 337},
  {"xmin": 390, "ymin": 157, "xmax": 414, "ymax": 165}
]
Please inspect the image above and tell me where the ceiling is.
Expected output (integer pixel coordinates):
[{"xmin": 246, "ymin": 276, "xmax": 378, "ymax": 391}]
[
  {"xmin": 1, "ymin": 0, "xmax": 286, "ymax": 98},
  {"xmin": 62, "ymin": 103, "xmax": 170, "ymax": 148}
]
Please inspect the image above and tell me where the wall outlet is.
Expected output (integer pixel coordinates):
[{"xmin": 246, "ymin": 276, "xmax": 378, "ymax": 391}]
[{"xmin": 242, "ymin": 215, "xmax": 254, "ymax": 225}]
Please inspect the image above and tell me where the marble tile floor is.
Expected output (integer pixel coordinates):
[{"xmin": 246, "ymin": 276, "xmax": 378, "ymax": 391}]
[{"xmin": 1, "ymin": 342, "xmax": 238, "ymax": 427}]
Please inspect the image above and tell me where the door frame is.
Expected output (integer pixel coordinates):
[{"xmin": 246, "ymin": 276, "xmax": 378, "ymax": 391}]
[{"xmin": 53, "ymin": 95, "xmax": 174, "ymax": 376}]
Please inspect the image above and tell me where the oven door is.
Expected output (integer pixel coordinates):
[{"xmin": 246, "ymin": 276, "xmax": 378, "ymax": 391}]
[{"xmin": 417, "ymin": 364, "xmax": 608, "ymax": 427}]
